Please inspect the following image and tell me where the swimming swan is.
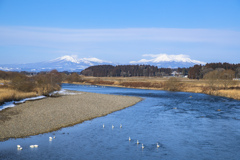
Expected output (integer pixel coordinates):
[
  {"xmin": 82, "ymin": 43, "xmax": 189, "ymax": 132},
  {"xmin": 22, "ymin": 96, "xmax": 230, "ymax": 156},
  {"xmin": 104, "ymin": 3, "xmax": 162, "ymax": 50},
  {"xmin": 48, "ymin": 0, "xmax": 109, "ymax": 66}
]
[
  {"xmin": 157, "ymin": 143, "xmax": 160, "ymax": 148},
  {"xmin": 30, "ymin": 145, "xmax": 38, "ymax": 148},
  {"xmin": 142, "ymin": 144, "xmax": 144, "ymax": 149},
  {"xmin": 129, "ymin": 137, "xmax": 131, "ymax": 141}
]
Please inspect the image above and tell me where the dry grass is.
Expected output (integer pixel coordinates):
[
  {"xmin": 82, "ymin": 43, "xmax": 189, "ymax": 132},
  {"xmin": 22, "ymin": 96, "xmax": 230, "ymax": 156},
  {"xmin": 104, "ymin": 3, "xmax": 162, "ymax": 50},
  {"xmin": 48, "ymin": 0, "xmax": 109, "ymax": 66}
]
[
  {"xmin": 0, "ymin": 88, "xmax": 36, "ymax": 105},
  {"xmin": 213, "ymin": 90, "xmax": 240, "ymax": 100}
]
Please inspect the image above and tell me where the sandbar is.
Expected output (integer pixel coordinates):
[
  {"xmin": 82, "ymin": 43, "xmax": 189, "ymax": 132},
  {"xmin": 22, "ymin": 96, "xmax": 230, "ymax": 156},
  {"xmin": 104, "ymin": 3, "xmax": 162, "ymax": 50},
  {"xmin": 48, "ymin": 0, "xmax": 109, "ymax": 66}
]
[{"xmin": 0, "ymin": 91, "xmax": 142, "ymax": 141}]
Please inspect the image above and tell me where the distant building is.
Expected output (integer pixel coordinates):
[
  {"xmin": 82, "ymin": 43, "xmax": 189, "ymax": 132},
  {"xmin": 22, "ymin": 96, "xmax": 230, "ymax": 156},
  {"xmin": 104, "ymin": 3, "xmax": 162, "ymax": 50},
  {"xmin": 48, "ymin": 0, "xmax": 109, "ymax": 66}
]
[{"xmin": 171, "ymin": 71, "xmax": 183, "ymax": 77}]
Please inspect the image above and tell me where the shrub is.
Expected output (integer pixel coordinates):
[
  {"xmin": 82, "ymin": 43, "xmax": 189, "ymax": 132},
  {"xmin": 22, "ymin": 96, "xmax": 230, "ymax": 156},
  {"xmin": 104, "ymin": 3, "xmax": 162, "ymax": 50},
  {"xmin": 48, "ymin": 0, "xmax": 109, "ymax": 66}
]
[{"xmin": 164, "ymin": 77, "xmax": 181, "ymax": 91}]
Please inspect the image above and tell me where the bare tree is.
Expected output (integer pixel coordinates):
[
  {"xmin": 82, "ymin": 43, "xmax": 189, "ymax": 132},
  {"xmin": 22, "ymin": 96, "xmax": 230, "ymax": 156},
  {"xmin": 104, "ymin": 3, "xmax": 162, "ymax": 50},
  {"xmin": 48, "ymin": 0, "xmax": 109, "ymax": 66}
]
[{"xmin": 219, "ymin": 70, "xmax": 235, "ymax": 89}]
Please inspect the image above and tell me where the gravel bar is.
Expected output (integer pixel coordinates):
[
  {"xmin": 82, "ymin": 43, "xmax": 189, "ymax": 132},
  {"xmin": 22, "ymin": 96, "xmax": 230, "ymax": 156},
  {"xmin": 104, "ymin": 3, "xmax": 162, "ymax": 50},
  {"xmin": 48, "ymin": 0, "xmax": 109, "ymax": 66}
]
[{"xmin": 0, "ymin": 91, "xmax": 142, "ymax": 141}]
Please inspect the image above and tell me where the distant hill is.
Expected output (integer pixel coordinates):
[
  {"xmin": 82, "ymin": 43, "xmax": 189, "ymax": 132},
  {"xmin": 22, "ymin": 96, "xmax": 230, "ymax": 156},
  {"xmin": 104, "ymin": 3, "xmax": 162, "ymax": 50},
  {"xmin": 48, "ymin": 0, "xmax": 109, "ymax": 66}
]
[
  {"xmin": 0, "ymin": 54, "xmax": 205, "ymax": 72},
  {"xmin": 0, "ymin": 55, "xmax": 112, "ymax": 72}
]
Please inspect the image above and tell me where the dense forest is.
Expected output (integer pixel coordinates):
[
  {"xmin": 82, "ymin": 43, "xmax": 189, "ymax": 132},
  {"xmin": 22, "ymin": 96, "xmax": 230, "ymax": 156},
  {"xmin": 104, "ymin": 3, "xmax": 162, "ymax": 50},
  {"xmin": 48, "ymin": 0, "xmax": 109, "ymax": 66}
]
[
  {"xmin": 81, "ymin": 65, "xmax": 188, "ymax": 77},
  {"xmin": 188, "ymin": 63, "xmax": 240, "ymax": 79}
]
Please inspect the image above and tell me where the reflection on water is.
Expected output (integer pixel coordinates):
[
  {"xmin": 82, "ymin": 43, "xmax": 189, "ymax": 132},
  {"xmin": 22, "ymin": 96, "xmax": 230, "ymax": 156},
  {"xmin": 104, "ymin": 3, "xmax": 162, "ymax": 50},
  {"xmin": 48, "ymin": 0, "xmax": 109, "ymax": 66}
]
[{"xmin": 0, "ymin": 84, "xmax": 240, "ymax": 160}]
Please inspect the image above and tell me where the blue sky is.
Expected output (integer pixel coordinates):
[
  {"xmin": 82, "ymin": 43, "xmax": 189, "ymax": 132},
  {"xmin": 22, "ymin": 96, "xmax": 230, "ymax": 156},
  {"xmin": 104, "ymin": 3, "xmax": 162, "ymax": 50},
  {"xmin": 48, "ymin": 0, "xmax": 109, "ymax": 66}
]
[{"xmin": 0, "ymin": 0, "xmax": 240, "ymax": 64}]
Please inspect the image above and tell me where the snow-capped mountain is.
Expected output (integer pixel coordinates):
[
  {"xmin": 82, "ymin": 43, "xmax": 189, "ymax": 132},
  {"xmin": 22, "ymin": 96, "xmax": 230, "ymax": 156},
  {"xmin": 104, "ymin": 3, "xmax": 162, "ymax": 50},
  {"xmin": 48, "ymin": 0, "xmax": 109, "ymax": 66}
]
[
  {"xmin": 0, "ymin": 55, "xmax": 112, "ymax": 72},
  {"xmin": 130, "ymin": 54, "xmax": 206, "ymax": 68},
  {"xmin": 44, "ymin": 55, "xmax": 112, "ymax": 71}
]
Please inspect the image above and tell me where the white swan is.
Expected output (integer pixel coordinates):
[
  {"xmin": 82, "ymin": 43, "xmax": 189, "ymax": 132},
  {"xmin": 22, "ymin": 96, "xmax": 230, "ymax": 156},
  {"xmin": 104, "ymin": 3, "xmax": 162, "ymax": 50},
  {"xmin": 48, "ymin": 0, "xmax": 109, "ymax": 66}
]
[
  {"xmin": 30, "ymin": 145, "xmax": 34, "ymax": 148},
  {"xmin": 129, "ymin": 137, "xmax": 131, "ymax": 141},
  {"xmin": 120, "ymin": 124, "xmax": 122, "ymax": 128},
  {"xmin": 53, "ymin": 136, "xmax": 56, "ymax": 139},
  {"xmin": 137, "ymin": 140, "xmax": 139, "ymax": 144},
  {"xmin": 112, "ymin": 125, "xmax": 114, "ymax": 129},
  {"xmin": 142, "ymin": 144, "xmax": 144, "ymax": 149},
  {"xmin": 17, "ymin": 145, "xmax": 21, "ymax": 148},
  {"xmin": 103, "ymin": 124, "xmax": 105, "ymax": 128},
  {"xmin": 157, "ymin": 143, "xmax": 160, "ymax": 148},
  {"xmin": 34, "ymin": 145, "xmax": 38, "ymax": 148},
  {"xmin": 17, "ymin": 147, "xmax": 23, "ymax": 150},
  {"xmin": 49, "ymin": 137, "xmax": 53, "ymax": 141}
]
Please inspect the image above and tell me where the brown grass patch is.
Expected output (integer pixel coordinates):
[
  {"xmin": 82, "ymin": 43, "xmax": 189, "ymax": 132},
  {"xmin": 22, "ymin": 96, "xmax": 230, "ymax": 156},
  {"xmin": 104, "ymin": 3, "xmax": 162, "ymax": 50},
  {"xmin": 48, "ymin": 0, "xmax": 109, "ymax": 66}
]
[
  {"xmin": 121, "ymin": 81, "xmax": 152, "ymax": 88},
  {"xmin": 95, "ymin": 80, "xmax": 115, "ymax": 85}
]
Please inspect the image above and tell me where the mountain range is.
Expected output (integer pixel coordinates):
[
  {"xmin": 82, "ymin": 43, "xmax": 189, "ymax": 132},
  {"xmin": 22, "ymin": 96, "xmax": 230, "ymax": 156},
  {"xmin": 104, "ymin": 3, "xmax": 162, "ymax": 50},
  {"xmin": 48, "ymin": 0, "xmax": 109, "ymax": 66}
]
[{"xmin": 0, "ymin": 54, "xmax": 206, "ymax": 72}]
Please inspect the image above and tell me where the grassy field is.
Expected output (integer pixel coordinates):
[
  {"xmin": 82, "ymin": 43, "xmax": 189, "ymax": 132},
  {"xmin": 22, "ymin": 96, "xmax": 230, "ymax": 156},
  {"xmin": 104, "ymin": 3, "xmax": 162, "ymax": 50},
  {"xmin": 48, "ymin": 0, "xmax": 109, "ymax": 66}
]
[{"xmin": 69, "ymin": 76, "xmax": 240, "ymax": 100}]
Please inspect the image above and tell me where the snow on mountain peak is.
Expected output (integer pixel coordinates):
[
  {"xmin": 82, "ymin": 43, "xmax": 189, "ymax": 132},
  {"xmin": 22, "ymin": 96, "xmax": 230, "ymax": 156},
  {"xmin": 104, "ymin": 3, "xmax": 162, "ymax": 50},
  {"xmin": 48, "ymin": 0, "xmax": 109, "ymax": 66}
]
[
  {"xmin": 51, "ymin": 55, "xmax": 79, "ymax": 63},
  {"xmin": 80, "ymin": 58, "xmax": 105, "ymax": 63},
  {"xmin": 130, "ymin": 54, "xmax": 206, "ymax": 65}
]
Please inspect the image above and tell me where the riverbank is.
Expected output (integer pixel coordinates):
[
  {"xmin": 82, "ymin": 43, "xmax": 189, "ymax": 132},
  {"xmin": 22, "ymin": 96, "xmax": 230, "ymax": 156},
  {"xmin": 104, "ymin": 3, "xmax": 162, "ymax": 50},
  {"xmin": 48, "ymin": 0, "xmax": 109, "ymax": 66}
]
[
  {"xmin": 0, "ymin": 91, "xmax": 142, "ymax": 141},
  {"xmin": 68, "ymin": 76, "xmax": 240, "ymax": 100}
]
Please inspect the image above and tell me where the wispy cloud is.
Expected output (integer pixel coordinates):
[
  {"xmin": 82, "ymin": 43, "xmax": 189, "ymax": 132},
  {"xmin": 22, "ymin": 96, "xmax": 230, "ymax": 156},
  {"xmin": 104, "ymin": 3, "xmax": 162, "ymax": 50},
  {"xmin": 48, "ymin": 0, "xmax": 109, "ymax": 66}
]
[{"xmin": 0, "ymin": 26, "xmax": 240, "ymax": 46}]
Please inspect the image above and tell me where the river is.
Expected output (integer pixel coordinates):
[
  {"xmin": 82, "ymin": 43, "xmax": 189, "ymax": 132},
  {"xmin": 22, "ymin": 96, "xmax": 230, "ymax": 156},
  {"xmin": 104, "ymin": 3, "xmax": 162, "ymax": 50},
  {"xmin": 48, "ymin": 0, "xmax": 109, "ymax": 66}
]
[{"xmin": 0, "ymin": 83, "xmax": 240, "ymax": 160}]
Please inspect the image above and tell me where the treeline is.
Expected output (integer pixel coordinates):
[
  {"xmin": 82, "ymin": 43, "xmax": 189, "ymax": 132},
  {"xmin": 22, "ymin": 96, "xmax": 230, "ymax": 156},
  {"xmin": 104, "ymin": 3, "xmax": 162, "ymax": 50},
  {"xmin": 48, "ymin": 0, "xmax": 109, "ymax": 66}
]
[
  {"xmin": 0, "ymin": 70, "xmax": 62, "ymax": 95},
  {"xmin": 81, "ymin": 65, "xmax": 189, "ymax": 77},
  {"xmin": 80, "ymin": 63, "xmax": 240, "ymax": 80},
  {"xmin": 188, "ymin": 63, "xmax": 240, "ymax": 79}
]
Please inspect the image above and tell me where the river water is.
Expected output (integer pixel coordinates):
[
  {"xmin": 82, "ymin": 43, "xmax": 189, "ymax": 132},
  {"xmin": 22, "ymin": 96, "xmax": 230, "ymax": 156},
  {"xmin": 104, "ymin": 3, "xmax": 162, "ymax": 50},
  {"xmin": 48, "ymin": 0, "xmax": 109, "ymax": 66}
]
[{"xmin": 0, "ymin": 83, "xmax": 240, "ymax": 160}]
